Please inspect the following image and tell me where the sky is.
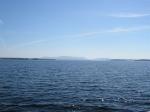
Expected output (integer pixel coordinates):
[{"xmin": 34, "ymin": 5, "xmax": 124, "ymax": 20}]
[{"xmin": 0, "ymin": 0, "xmax": 150, "ymax": 59}]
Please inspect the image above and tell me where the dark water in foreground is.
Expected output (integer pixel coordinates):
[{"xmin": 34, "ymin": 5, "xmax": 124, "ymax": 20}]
[{"xmin": 0, "ymin": 60, "xmax": 150, "ymax": 112}]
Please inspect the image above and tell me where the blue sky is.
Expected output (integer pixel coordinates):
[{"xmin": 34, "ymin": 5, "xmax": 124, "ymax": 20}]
[{"xmin": 0, "ymin": 0, "xmax": 150, "ymax": 59}]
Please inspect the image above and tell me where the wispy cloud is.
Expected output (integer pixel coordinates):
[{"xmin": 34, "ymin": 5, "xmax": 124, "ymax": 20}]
[
  {"xmin": 70, "ymin": 26, "xmax": 150, "ymax": 37},
  {"xmin": 107, "ymin": 26, "xmax": 150, "ymax": 33},
  {"xmin": 10, "ymin": 26, "xmax": 150, "ymax": 48},
  {"xmin": 109, "ymin": 13, "xmax": 150, "ymax": 18}
]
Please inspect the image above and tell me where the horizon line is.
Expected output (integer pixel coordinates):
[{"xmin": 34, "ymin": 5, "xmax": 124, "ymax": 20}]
[{"xmin": 1, "ymin": 57, "xmax": 150, "ymax": 60}]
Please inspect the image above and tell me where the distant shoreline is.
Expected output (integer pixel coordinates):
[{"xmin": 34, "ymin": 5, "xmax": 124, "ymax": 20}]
[
  {"xmin": 0, "ymin": 57, "xmax": 150, "ymax": 61},
  {"xmin": 0, "ymin": 58, "xmax": 56, "ymax": 60},
  {"xmin": 134, "ymin": 59, "xmax": 150, "ymax": 61}
]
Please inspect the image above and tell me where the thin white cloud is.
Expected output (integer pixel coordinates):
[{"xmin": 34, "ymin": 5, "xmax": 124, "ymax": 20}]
[
  {"xmin": 109, "ymin": 13, "xmax": 150, "ymax": 18},
  {"xmin": 70, "ymin": 26, "xmax": 150, "ymax": 37},
  {"xmin": 68, "ymin": 31, "xmax": 102, "ymax": 38},
  {"xmin": 10, "ymin": 26, "xmax": 150, "ymax": 48},
  {"xmin": 107, "ymin": 26, "xmax": 150, "ymax": 33}
]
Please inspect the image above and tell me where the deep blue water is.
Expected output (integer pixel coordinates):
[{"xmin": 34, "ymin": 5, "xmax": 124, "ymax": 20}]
[{"xmin": 0, "ymin": 60, "xmax": 150, "ymax": 112}]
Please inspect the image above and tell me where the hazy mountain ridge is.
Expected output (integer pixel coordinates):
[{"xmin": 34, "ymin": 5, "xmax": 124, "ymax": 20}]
[{"xmin": 41, "ymin": 56, "xmax": 87, "ymax": 60}]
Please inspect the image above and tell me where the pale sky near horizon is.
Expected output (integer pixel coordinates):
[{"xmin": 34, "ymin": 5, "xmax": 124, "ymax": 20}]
[{"xmin": 0, "ymin": 0, "xmax": 150, "ymax": 59}]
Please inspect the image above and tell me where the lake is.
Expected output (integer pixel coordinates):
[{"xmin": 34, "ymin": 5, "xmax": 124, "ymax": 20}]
[{"xmin": 0, "ymin": 60, "xmax": 150, "ymax": 112}]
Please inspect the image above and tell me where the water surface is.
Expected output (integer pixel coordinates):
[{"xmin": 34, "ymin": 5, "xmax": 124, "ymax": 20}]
[{"xmin": 0, "ymin": 60, "xmax": 150, "ymax": 112}]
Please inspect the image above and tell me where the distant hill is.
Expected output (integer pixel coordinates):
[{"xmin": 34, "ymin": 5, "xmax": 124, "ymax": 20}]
[
  {"xmin": 93, "ymin": 58, "xmax": 110, "ymax": 61},
  {"xmin": 110, "ymin": 59, "xmax": 132, "ymax": 61},
  {"xmin": 134, "ymin": 59, "xmax": 150, "ymax": 61},
  {"xmin": 0, "ymin": 57, "xmax": 56, "ymax": 60},
  {"xmin": 41, "ymin": 56, "xmax": 87, "ymax": 60}
]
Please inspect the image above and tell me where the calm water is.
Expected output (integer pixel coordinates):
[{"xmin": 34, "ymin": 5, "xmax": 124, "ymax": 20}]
[{"xmin": 0, "ymin": 60, "xmax": 150, "ymax": 112}]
